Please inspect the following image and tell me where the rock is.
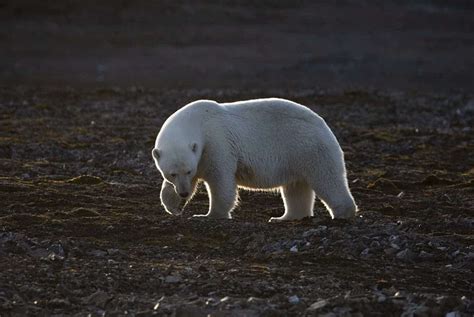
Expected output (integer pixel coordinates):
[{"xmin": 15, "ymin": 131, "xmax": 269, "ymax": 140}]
[
  {"xmin": 370, "ymin": 241, "xmax": 381, "ymax": 248},
  {"xmin": 0, "ymin": 296, "xmax": 13, "ymax": 309},
  {"xmin": 396, "ymin": 249, "xmax": 416, "ymax": 261},
  {"xmin": 247, "ymin": 297, "xmax": 264, "ymax": 305},
  {"xmin": 360, "ymin": 248, "xmax": 370, "ymax": 257},
  {"xmin": 164, "ymin": 275, "xmax": 182, "ymax": 284},
  {"xmin": 290, "ymin": 245, "xmax": 298, "ymax": 252},
  {"xmin": 465, "ymin": 298, "xmax": 474, "ymax": 313},
  {"xmin": 402, "ymin": 302, "xmax": 430, "ymax": 316},
  {"xmin": 377, "ymin": 294, "xmax": 387, "ymax": 302},
  {"xmin": 307, "ymin": 299, "xmax": 328, "ymax": 311},
  {"xmin": 445, "ymin": 312, "xmax": 461, "ymax": 317},
  {"xmin": 288, "ymin": 295, "xmax": 300, "ymax": 304},
  {"xmin": 48, "ymin": 298, "xmax": 70, "ymax": 308},
  {"xmin": 46, "ymin": 252, "xmax": 64, "ymax": 261},
  {"xmin": 384, "ymin": 248, "xmax": 398, "ymax": 255},
  {"xmin": 89, "ymin": 249, "xmax": 107, "ymax": 257},
  {"xmin": 84, "ymin": 290, "xmax": 111, "ymax": 308},
  {"xmin": 153, "ymin": 296, "xmax": 165, "ymax": 310},
  {"xmin": 389, "ymin": 235, "xmax": 400, "ymax": 244},
  {"xmin": 390, "ymin": 243, "xmax": 401, "ymax": 250},
  {"xmin": 302, "ymin": 226, "xmax": 327, "ymax": 238},
  {"xmin": 437, "ymin": 296, "xmax": 463, "ymax": 309},
  {"xmin": 48, "ymin": 243, "xmax": 65, "ymax": 258},
  {"xmin": 419, "ymin": 251, "xmax": 434, "ymax": 259},
  {"xmin": 107, "ymin": 248, "xmax": 120, "ymax": 256},
  {"xmin": 205, "ymin": 297, "xmax": 219, "ymax": 306}
]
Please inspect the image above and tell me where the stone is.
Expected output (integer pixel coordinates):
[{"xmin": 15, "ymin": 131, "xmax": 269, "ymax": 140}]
[
  {"xmin": 288, "ymin": 295, "xmax": 300, "ymax": 304},
  {"xmin": 84, "ymin": 290, "xmax": 111, "ymax": 308},
  {"xmin": 307, "ymin": 299, "xmax": 328, "ymax": 311},
  {"xmin": 164, "ymin": 275, "xmax": 182, "ymax": 284},
  {"xmin": 396, "ymin": 249, "xmax": 416, "ymax": 261}
]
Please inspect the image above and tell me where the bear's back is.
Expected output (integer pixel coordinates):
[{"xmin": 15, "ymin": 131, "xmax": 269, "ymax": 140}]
[{"xmin": 221, "ymin": 98, "xmax": 319, "ymax": 125}]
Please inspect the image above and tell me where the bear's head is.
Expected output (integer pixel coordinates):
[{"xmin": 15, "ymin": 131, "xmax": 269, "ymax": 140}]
[{"xmin": 152, "ymin": 142, "xmax": 200, "ymax": 200}]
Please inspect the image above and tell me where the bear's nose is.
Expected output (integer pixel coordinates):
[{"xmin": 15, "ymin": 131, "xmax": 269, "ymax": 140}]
[{"xmin": 179, "ymin": 192, "xmax": 189, "ymax": 198}]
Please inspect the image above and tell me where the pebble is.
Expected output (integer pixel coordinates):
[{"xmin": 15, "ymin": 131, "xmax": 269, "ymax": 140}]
[
  {"xmin": 370, "ymin": 241, "xmax": 381, "ymax": 248},
  {"xmin": 302, "ymin": 226, "xmax": 327, "ymax": 238},
  {"xmin": 419, "ymin": 251, "xmax": 434, "ymax": 259},
  {"xmin": 84, "ymin": 290, "xmax": 110, "ymax": 307},
  {"xmin": 46, "ymin": 253, "xmax": 64, "ymax": 261},
  {"xmin": 384, "ymin": 247, "xmax": 398, "ymax": 255},
  {"xmin": 90, "ymin": 249, "xmax": 107, "ymax": 257},
  {"xmin": 247, "ymin": 297, "xmax": 264, "ymax": 304},
  {"xmin": 307, "ymin": 299, "xmax": 327, "ymax": 311},
  {"xmin": 389, "ymin": 235, "xmax": 400, "ymax": 243},
  {"xmin": 396, "ymin": 248, "xmax": 416, "ymax": 261},
  {"xmin": 153, "ymin": 296, "xmax": 165, "ymax": 310},
  {"xmin": 164, "ymin": 275, "xmax": 182, "ymax": 283},
  {"xmin": 107, "ymin": 248, "xmax": 120, "ymax": 256},
  {"xmin": 360, "ymin": 248, "xmax": 370, "ymax": 257},
  {"xmin": 288, "ymin": 295, "xmax": 300, "ymax": 304},
  {"xmin": 48, "ymin": 243, "xmax": 65, "ymax": 258},
  {"xmin": 48, "ymin": 298, "xmax": 70, "ymax": 308},
  {"xmin": 390, "ymin": 243, "xmax": 401, "ymax": 250}
]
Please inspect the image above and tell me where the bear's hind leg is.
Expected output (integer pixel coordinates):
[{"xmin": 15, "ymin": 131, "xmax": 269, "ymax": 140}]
[{"xmin": 269, "ymin": 182, "xmax": 315, "ymax": 222}]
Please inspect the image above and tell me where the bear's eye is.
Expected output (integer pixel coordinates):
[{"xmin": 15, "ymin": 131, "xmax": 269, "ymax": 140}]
[
  {"xmin": 186, "ymin": 171, "xmax": 191, "ymax": 175},
  {"xmin": 170, "ymin": 173, "xmax": 177, "ymax": 178}
]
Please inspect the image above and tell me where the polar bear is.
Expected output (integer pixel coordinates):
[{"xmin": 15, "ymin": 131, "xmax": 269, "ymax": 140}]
[{"xmin": 152, "ymin": 98, "xmax": 357, "ymax": 222}]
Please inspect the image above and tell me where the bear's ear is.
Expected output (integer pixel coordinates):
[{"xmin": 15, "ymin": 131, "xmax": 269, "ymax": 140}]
[
  {"xmin": 152, "ymin": 148, "xmax": 160, "ymax": 160},
  {"xmin": 191, "ymin": 143, "xmax": 198, "ymax": 153}
]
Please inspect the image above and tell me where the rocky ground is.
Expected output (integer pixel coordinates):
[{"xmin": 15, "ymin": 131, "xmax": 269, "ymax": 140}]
[{"xmin": 0, "ymin": 87, "xmax": 473, "ymax": 316}]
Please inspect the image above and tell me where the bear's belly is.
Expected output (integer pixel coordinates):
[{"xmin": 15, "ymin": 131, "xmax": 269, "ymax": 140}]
[{"xmin": 235, "ymin": 162, "xmax": 288, "ymax": 190}]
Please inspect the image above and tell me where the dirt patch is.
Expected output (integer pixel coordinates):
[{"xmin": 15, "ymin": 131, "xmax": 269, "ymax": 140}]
[{"xmin": 0, "ymin": 87, "xmax": 473, "ymax": 315}]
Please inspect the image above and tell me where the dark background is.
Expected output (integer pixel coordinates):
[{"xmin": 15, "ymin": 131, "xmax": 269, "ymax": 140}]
[{"xmin": 1, "ymin": 0, "xmax": 473, "ymax": 91}]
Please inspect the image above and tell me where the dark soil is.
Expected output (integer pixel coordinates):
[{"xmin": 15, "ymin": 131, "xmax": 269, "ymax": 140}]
[{"xmin": 0, "ymin": 87, "xmax": 473, "ymax": 316}]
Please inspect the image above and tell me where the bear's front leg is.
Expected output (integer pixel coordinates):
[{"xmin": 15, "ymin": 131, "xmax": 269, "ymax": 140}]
[
  {"xmin": 193, "ymin": 177, "xmax": 237, "ymax": 219},
  {"xmin": 160, "ymin": 180, "xmax": 186, "ymax": 215}
]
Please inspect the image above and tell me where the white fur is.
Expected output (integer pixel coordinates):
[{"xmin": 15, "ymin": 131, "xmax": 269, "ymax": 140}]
[{"xmin": 152, "ymin": 98, "xmax": 357, "ymax": 222}]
